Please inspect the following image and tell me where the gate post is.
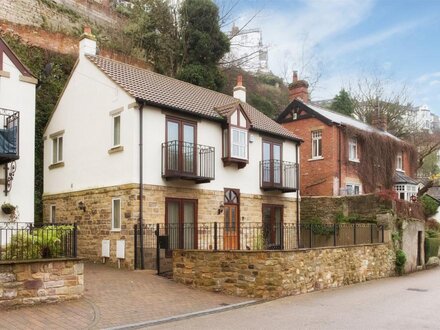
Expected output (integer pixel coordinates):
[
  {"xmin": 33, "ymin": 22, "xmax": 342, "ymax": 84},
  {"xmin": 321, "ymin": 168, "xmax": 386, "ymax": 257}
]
[
  {"xmin": 134, "ymin": 224, "xmax": 138, "ymax": 270},
  {"xmin": 156, "ymin": 223, "xmax": 160, "ymax": 275},
  {"xmin": 214, "ymin": 222, "xmax": 218, "ymax": 251}
]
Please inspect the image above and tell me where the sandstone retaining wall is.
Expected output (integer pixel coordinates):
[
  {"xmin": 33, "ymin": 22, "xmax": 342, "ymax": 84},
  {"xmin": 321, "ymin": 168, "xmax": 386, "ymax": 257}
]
[
  {"xmin": 173, "ymin": 244, "xmax": 395, "ymax": 298},
  {"xmin": 0, "ymin": 259, "xmax": 84, "ymax": 309}
]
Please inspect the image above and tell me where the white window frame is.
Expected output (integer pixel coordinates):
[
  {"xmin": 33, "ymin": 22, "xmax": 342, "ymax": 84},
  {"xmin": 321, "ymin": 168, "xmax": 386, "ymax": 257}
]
[
  {"xmin": 311, "ymin": 130, "xmax": 322, "ymax": 159},
  {"xmin": 50, "ymin": 205, "xmax": 56, "ymax": 224},
  {"xmin": 52, "ymin": 135, "xmax": 63, "ymax": 164},
  {"xmin": 346, "ymin": 183, "xmax": 361, "ymax": 195},
  {"xmin": 112, "ymin": 198, "xmax": 121, "ymax": 231},
  {"xmin": 394, "ymin": 184, "xmax": 417, "ymax": 201},
  {"xmin": 396, "ymin": 152, "xmax": 403, "ymax": 171},
  {"xmin": 112, "ymin": 114, "xmax": 121, "ymax": 147},
  {"xmin": 348, "ymin": 138, "xmax": 359, "ymax": 162},
  {"xmin": 230, "ymin": 127, "xmax": 248, "ymax": 160}
]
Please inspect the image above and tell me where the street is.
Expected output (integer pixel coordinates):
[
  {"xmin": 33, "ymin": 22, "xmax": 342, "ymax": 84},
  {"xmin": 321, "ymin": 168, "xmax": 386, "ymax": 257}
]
[{"xmin": 149, "ymin": 267, "xmax": 440, "ymax": 330}]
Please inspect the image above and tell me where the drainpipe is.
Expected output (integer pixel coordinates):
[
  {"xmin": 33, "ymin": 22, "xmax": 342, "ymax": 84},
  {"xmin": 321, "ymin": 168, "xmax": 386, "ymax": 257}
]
[
  {"xmin": 295, "ymin": 143, "xmax": 300, "ymax": 248},
  {"xmin": 138, "ymin": 100, "xmax": 145, "ymax": 269},
  {"xmin": 338, "ymin": 125, "xmax": 342, "ymax": 195}
]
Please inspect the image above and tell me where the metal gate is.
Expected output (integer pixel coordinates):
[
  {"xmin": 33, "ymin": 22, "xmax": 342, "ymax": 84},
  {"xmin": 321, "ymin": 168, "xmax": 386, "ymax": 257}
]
[{"xmin": 134, "ymin": 224, "xmax": 173, "ymax": 275}]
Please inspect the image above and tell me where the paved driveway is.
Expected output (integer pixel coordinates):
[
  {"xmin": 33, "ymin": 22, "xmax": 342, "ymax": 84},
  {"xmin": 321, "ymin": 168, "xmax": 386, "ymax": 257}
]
[{"xmin": 1, "ymin": 263, "xmax": 249, "ymax": 329}]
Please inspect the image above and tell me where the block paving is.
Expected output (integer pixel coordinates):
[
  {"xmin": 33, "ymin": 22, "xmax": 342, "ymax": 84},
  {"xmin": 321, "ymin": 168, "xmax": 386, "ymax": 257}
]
[{"xmin": 1, "ymin": 262, "xmax": 249, "ymax": 329}]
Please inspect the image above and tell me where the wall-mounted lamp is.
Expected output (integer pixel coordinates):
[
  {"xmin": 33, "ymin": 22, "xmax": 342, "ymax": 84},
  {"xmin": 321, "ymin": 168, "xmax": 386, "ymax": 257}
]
[
  {"xmin": 78, "ymin": 201, "xmax": 86, "ymax": 212},
  {"xmin": 217, "ymin": 202, "xmax": 224, "ymax": 215}
]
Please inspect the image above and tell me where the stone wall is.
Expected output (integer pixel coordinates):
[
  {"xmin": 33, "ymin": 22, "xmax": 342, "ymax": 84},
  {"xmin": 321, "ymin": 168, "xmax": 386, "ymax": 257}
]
[
  {"xmin": 0, "ymin": 259, "xmax": 84, "ymax": 308},
  {"xmin": 173, "ymin": 244, "xmax": 395, "ymax": 299},
  {"xmin": 301, "ymin": 194, "xmax": 391, "ymax": 223},
  {"xmin": 43, "ymin": 184, "xmax": 298, "ymax": 269}
]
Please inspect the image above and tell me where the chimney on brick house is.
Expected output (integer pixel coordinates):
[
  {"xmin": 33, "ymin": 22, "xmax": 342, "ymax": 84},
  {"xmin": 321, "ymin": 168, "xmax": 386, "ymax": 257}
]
[
  {"xmin": 233, "ymin": 75, "xmax": 246, "ymax": 103},
  {"xmin": 371, "ymin": 100, "xmax": 388, "ymax": 131},
  {"xmin": 79, "ymin": 26, "xmax": 97, "ymax": 58},
  {"xmin": 288, "ymin": 70, "xmax": 309, "ymax": 103}
]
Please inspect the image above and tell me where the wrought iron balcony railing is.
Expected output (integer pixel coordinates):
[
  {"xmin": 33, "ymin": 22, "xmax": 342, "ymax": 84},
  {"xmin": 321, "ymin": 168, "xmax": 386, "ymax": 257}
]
[
  {"xmin": 161, "ymin": 140, "xmax": 215, "ymax": 183},
  {"xmin": 0, "ymin": 108, "xmax": 19, "ymax": 165},
  {"xmin": 260, "ymin": 160, "xmax": 298, "ymax": 192}
]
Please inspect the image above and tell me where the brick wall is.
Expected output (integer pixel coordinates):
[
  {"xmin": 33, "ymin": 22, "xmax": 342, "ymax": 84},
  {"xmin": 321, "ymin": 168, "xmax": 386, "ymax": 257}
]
[
  {"xmin": 43, "ymin": 184, "xmax": 298, "ymax": 269},
  {"xmin": 174, "ymin": 244, "xmax": 395, "ymax": 298},
  {"xmin": 282, "ymin": 117, "xmax": 339, "ymax": 196},
  {"xmin": 0, "ymin": 259, "xmax": 84, "ymax": 308}
]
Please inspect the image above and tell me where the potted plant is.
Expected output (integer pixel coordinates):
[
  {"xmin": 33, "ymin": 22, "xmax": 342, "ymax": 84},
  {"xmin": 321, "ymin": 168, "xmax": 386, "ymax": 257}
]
[{"xmin": 1, "ymin": 203, "xmax": 16, "ymax": 215}]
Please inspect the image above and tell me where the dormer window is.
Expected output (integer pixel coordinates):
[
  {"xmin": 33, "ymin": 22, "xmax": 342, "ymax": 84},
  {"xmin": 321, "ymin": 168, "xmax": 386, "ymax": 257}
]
[{"xmin": 222, "ymin": 104, "xmax": 250, "ymax": 169}]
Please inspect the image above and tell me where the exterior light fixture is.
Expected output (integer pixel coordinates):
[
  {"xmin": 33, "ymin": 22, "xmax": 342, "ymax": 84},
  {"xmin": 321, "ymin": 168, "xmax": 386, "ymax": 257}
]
[{"xmin": 78, "ymin": 201, "xmax": 86, "ymax": 212}]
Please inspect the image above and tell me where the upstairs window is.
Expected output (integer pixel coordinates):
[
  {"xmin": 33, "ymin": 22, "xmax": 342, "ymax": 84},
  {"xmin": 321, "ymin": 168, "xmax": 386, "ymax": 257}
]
[
  {"xmin": 52, "ymin": 135, "xmax": 63, "ymax": 164},
  {"xmin": 112, "ymin": 114, "xmax": 121, "ymax": 147},
  {"xmin": 396, "ymin": 152, "xmax": 403, "ymax": 171},
  {"xmin": 231, "ymin": 128, "xmax": 247, "ymax": 159},
  {"xmin": 222, "ymin": 106, "xmax": 250, "ymax": 168},
  {"xmin": 348, "ymin": 138, "xmax": 358, "ymax": 162},
  {"xmin": 311, "ymin": 130, "xmax": 322, "ymax": 159}
]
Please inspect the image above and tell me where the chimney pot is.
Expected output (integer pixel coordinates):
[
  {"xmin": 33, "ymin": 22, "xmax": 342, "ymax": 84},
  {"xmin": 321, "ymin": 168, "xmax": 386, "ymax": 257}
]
[
  {"xmin": 233, "ymin": 74, "xmax": 246, "ymax": 103},
  {"xmin": 83, "ymin": 26, "xmax": 92, "ymax": 35},
  {"xmin": 79, "ymin": 25, "xmax": 97, "ymax": 58},
  {"xmin": 293, "ymin": 70, "xmax": 298, "ymax": 83},
  {"xmin": 288, "ymin": 70, "xmax": 309, "ymax": 103}
]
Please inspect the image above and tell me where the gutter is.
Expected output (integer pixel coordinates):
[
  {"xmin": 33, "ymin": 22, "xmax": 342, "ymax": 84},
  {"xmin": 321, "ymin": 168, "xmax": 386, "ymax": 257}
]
[{"xmin": 337, "ymin": 124, "xmax": 343, "ymax": 195}]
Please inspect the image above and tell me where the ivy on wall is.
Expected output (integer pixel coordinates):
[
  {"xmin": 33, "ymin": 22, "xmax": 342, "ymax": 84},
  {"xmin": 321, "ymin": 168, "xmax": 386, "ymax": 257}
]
[
  {"xmin": 1, "ymin": 32, "xmax": 75, "ymax": 224},
  {"xmin": 344, "ymin": 126, "xmax": 418, "ymax": 192}
]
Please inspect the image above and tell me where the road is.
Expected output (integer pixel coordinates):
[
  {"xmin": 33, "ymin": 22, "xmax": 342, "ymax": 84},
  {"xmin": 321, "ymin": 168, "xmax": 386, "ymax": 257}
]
[{"xmin": 149, "ymin": 267, "xmax": 440, "ymax": 330}]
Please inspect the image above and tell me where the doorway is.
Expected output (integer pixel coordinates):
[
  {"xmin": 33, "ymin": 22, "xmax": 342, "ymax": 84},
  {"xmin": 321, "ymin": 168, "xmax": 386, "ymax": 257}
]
[
  {"xmin": 223, "ymin": 189, "xmax": 239, "ymax": 250},
  {"xmin": 262, "ymin": 204, "xmax": 283, "ymax": 249}
]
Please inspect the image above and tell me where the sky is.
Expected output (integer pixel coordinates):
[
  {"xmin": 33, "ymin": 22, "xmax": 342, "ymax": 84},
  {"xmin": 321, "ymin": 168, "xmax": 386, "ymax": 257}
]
[{"xmin": 219, "ymin": 0, "xmax": 440, "ymax": 115}]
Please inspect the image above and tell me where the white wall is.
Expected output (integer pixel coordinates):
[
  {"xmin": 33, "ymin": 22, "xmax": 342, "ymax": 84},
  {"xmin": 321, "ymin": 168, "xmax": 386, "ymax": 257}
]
[
  {"xmin": 0, "ymin": 53, "xmax": 35, "ymax": 223},
  {"xmin": 44, "ymin": 57, "xmax": 299, "ymax": 200},
  {"xmin": 43, "ymin": 57, "xmax": 137, "ymax": 194},
  {"xmin": 142, "ymin": 105, "xmax": 298, "ymax": 196}
]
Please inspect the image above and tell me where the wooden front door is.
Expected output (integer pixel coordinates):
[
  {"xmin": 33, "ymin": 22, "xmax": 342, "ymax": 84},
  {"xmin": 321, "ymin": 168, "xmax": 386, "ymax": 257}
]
[{"xmin": 223, "ymin": 189, "xmax": 239, "ymax": 250}]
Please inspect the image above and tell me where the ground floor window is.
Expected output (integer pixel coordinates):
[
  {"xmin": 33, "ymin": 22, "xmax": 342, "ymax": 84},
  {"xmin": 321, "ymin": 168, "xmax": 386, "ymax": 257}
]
[
  {"xmin": 50, "ymin": 205, "xmax": 56, "ymax": 223},
  {"xmin": 112, "ymin": 198, "xmax": 121, "ymax": 231},
  {"xmin": 165, "ymin": 198, "xmax": 197, "ymax": 250},
  {"xmin": 394, "ymin": 184, "xmax": 417, "ymax": 201},
  {"xmin": 346, "ymin": 183, "xmax": 361, "ymax": 195}
]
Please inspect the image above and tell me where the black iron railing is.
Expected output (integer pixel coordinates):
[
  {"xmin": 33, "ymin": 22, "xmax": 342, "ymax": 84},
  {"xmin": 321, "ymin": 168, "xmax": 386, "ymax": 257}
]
[
  {"xmin": 0, "ymin": 108, "xmax": 19, "ymax": 165},
  {"xmin": 0, "ymin": 222, "xmax": 77, "ymax": 261},
  {"xmin": 260, "ymin": 160, "xmax": 298, "ymax": 192},
  {"xmin": 161, "ymin": 140, "xmax": 215, "ymax": 183}
]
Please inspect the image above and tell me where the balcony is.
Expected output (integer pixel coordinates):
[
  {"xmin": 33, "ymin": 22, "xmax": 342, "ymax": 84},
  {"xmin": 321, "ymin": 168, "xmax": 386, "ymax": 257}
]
[
  {"xmin": 0, "ymin": 108, "xmax": 19, "ymax": 166},
  {"xmin": 260, "ymin": 160, "xmax": 298, "ymax": 192},
  {"xmin": 162, "ymin": 141, "xmax": 215, "ymax": 183}
]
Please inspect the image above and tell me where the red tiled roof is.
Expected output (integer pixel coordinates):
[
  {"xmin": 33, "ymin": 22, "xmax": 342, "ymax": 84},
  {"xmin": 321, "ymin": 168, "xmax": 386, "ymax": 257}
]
[{"xmin": 86, "ymin": 55, "xmax": 302, "ymax": 141}]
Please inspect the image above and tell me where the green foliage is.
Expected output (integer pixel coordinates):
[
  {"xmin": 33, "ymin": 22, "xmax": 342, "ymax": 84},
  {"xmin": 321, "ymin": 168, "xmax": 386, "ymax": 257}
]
[
  {"xmin": 426, "ymin": 229, "xmax": 439, "ymax": 238},
  {"xmin": 330, "ymin": 89, "xmax": 355, "ymax": 116},
  {"xmin": 334, "ymin": 212, "xmax": 376, "ymax": 224},
  {"xmin": 1, "ymin": 225, "xmax": 74, "ymax": 260},
  {"xmin": 425, "ymin": 237, "xmax": 440, "ymax": 261},
  {"xmin": 124, "ymin": 0, "xmax": 229, "ymax": 91},
  {"xmin": 1, "ymin": 32, "xmax": 75, "ymax": 224},
  {"xmin": 308, "ymin": 217, "xmax": 334, "ymax": 236},
  {"xmin": 395, "ymin": 249, "xmax": 406, "ymax": 275},
  {"xmin": 420, "ymin": 195, "xmax": 439, "ymax": 217}
]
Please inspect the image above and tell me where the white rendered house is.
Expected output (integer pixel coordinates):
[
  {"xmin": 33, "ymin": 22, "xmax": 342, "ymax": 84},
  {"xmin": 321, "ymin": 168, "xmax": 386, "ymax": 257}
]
[
  {"xmin": 0, "ymin": 37, "xmax": 37, "ymax": 228},
  {"xmin": 43, "ymin": 30, "xmax": 302, "ymax": 269}
]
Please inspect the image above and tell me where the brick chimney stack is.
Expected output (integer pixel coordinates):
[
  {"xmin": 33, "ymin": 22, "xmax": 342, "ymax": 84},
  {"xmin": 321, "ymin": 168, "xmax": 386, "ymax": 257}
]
[
  {"xmin": 79, "ymin": 26, "xmax": 97, "ymax": 58},
  {"xmin": 288, "ymin": 71, "xmax": 309, "ymax": 103},
  {"xmin": 371, "ymin": 101, "xmax": 388, "ymax": 131},
  {"xmin": 233, "ymin": 74, "xmax": 246, "ymax": 103}
]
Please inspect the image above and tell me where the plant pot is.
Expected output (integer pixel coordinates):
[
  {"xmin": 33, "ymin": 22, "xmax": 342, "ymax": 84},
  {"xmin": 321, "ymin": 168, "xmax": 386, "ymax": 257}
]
[{"xmin": 1, "ymin": 204, "xmax": 15, "ymax": 215}]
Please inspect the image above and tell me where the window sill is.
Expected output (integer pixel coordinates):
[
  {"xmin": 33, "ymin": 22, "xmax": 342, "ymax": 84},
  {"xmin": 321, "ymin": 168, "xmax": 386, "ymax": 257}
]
[
  {"xmin": 308, "ymin": 157, "xmax": 324, "ymax": 162},
  {"xmin": 111, "ymin": 229, "xmax": 121, "ymax": 233},
  {"xmin": 49, "ymin": 162, "xmax": 64, "ymax": 170},
  {"xmin": 0, "ymin": 70, "xmax": 10, "ymax": 78},
  {"xmin": 396, "ymin": 169, "xmax": 405, "ymax": 173},
  {"xmin": 108, "ymin": 145, "xmax": 124, "ymax": 154},
  {"xmin": 349, "ymin": 159, "xmax": 360, "ymax": 163},
  {"xmin": 222, "ymin": 157, "xmax": 248, "ymax": 169}
]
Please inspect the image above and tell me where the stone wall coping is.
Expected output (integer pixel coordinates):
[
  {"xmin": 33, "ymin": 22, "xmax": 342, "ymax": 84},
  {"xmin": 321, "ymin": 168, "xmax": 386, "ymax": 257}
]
[
  {"xmin": 0, "ymin": 257, "xmax": 83, "ymax": 265},
  {"xmin": 301, "ymin": 193, "xmax": 376, "ymax": 200},
  {"xmin": 174, "ymin": 243, "xmax": 388, "ymax": 254}
]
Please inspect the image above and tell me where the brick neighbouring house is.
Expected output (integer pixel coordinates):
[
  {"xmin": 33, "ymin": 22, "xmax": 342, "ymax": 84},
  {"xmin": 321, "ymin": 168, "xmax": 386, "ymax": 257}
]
[
  {"xmin": 42, "ymin": 29, "xmax": 302, "ymax": 269},
  {"xmin": 277, "ymin": 72, "xmax": 418, "ymax": 199}
]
